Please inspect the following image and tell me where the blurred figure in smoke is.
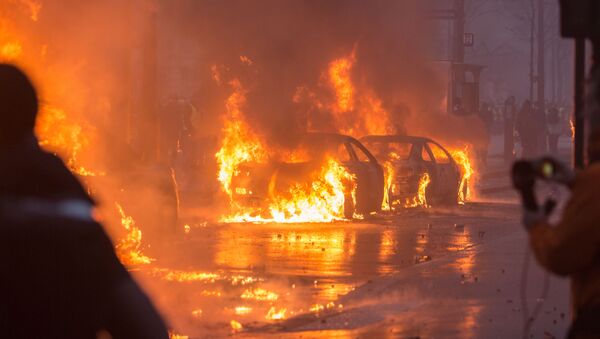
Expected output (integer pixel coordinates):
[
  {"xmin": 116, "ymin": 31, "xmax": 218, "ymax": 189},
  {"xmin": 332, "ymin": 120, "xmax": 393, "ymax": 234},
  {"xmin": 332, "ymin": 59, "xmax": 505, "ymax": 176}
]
[
  {"xmin": 503, "ymin": 96, "xmax": 517, "ymax": 162},
  {"xmin": 478, "ymin": 102, "xmax": 494, "ymax": 167},
  {"xmin": 0, "ymin": 64, "xmax": 168, "ymax": 339},
  {"xmin": 516, "ymin": 100, "xmax": 538, "ymax": 158},
  {"xmin": 159, "ymin": 95, "xmax": 186, "ymax": 166},
  {"xmin": 533, "ymin": 102, "xmax": 548, "ymax": 154},
  {"xmin": 547, "ymin": 106, "xmax": 562, "ymax": 154}
]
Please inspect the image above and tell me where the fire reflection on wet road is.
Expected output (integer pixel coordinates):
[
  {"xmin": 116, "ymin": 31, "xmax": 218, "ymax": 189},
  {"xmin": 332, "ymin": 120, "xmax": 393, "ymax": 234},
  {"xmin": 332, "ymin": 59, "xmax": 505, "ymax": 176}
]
[{"xmin": 136, "ymin": 203, "xmax": 517, "ymax": 337}]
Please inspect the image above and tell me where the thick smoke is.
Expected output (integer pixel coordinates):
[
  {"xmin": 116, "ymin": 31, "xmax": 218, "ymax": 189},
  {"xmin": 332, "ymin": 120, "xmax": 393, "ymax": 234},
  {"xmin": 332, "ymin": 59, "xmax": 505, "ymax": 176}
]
[{"xmin": 167, "ymin": 0, "xmax": 460, "ymax": 147}]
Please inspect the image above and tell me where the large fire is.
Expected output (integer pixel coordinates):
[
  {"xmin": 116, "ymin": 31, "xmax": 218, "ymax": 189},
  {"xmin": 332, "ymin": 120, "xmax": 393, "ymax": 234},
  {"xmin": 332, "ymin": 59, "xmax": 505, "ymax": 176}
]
[{"xmin": 215, "ymin": 76, "xmax": 358, "ymax": 223}]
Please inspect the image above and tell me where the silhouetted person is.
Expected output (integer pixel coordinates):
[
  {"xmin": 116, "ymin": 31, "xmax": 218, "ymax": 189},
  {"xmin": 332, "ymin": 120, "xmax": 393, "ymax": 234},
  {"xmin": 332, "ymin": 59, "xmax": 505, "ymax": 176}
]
[
  {"xmin": 0, "ymin": 64, "xmax": 169, "ymax": 339},
  {"xmin": 503, "ymin": 96, "xmax": 517, "ymax": 162},
  {"xmin": 516, "ymin": 100, "xmax": 538, "ymax": 158},
  {"xmin": 547, "ymin": 107, "xmax": 562, "ymax": 154}
]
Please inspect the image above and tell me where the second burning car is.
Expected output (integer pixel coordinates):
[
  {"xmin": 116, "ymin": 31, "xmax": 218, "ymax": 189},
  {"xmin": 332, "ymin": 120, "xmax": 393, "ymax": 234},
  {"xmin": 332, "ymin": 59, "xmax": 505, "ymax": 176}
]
[{"xmin": 360, "ymin": 135, "xmax": 465, "ymax": 209}]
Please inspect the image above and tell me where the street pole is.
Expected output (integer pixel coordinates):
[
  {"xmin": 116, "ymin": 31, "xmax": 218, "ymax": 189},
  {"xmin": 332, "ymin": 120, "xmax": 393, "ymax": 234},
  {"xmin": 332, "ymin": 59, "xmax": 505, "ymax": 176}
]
[
  {"xmin": 537, "ymin": 0, "xmax": 545, "ymax": 110},
  {"xmin": 141, "ymin": 1, "xmax": 159, "ymax": 162},
  {"xmin": 454, "ymin": 0, "xmax": 465, "ymax": 63},
  {"xmin": 529, "ymin": 0, "xmax": 535, "ymax": 102},
  {"xmin": 537, "ymin": 0, "xmax": 546, "ymax": 153},
  {"xmin": 574, "ymin": 39, "xmax": 586, "ymax": 168}
]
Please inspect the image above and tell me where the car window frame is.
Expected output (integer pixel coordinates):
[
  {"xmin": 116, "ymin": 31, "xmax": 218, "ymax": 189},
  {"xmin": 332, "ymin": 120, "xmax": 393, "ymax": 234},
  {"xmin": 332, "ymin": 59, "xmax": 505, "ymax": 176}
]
[
  {"xmin": 425, "ymin": 141, "xmax": 452, "ymax": 165},
  {"xmin": 347, "ymin": 139, "xmax": 379, "ymax": 164}
]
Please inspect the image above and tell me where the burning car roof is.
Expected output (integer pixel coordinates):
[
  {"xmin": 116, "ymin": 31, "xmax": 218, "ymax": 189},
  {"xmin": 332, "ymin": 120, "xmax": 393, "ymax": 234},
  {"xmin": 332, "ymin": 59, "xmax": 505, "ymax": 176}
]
[{"xmin": 360, "ymin": 135, "xmax": 435, "ymax": 144}]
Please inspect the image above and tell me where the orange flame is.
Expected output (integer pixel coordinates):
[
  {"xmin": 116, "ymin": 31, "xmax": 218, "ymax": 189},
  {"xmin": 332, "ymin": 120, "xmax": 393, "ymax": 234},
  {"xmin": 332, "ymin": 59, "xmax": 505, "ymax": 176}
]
[
  {"xmin": 115, "ymin": 203, "xmax": 154, "ymax": 266},
  {"xmin": 216, "ymin": 79, "xmax": 267, "ymax": 196},
  {"xmin": 240, "ymin": 288, "xmax": 279, "ymax": 301},
  {"xmin": 265, "ymin": 307, "xmax": 287, "ymax": 321},
  {"xmin": 450, "ymin": 147, "xmax": 475, "ymax": 203},
  {"xmin": 329, "ymin": 50, "xmax": 356, "ymax": 113},
  {"xmin": 222, "ymin": 158, "xmax": 357, "ymax": 223},
  {"xmin": 216, "ymin": 77, "xmax": 358, "ymax": 223},
  {"xmin": 382, "ymin": 161, "xmax": 395, "ymax": 211},
  {"xmin": 404, "ymin": 172, "xmax": 430, "ymax": 208}
]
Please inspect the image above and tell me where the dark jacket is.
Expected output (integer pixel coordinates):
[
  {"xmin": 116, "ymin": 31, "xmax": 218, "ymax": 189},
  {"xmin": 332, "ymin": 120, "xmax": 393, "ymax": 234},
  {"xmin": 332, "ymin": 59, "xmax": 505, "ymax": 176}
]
[{"xmin": 0, "ymin": 138, "xmax": 168, "ymax": 339}]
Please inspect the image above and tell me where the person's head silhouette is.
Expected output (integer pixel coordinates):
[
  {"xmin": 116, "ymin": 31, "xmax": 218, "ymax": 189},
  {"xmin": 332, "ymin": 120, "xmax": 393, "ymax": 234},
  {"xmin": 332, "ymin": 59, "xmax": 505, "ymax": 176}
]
[{"xmin": 0, "ymin": 64, "xmax": 38, "ymax": 147}]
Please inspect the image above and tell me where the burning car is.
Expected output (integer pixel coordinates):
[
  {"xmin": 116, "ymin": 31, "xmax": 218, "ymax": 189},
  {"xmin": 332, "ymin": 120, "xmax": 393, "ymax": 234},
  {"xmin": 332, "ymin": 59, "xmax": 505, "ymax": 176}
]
[
  {"xmin": 228, "ymin": 132, "xmax": 384, "ymax": 221},
  {"xmin": 360, "ymin": 135, "xmax": 465, "ymax": 208}
]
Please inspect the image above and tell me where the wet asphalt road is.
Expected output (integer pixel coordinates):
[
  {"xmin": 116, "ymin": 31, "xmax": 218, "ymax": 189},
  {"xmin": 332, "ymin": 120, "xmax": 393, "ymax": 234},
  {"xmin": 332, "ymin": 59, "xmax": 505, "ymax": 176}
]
[{"xmin": 132, "ymin": 199, "xmax": 520, "ymax": 337}]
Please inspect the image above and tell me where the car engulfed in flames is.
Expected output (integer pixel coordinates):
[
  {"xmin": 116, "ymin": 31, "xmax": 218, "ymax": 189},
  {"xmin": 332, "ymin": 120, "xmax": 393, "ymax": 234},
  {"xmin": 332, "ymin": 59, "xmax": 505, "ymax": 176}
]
[
  {"xmin": 223, "ymin": 133, "xmax": 384, "ymax": 223},
  {"xmin": 361, "ymin": 135, "xmax": 472, "ymax": 210}
]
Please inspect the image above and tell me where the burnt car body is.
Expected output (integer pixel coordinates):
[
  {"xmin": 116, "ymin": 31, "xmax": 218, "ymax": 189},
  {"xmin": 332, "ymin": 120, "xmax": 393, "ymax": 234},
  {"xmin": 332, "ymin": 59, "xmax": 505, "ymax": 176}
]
[
  {"xmin": 360, "ymin": 135, "xmax": 463, "ymax": 206},
  {"xmin": 231, "ymin": 133, "xmax": 384, "ymax": 219}
]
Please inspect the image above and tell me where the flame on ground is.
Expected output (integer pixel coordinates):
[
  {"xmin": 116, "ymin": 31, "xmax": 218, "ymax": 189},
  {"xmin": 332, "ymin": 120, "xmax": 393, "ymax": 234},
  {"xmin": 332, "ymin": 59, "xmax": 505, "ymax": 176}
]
[
  {"xmin": 230, "ymin": 320, "xmax": 243, "ymax": 331},
  {"xmin": 115, "ymin": 203, "xmax": 154, "ymax": 266},
  {"xmin": 265, "ymin": 307, "xmax": 287, "ymax": 321},
  {"xmin": 240, "ymin": 288, "xmax": 279, "ymax": 301}
]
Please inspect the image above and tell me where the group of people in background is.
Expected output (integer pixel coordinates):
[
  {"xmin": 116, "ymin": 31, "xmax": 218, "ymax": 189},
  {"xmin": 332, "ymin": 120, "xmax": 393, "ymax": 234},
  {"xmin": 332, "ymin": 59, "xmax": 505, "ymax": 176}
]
[{"xmin": 498, "ymin": 96, "xmax": 571, "ymax": 161}]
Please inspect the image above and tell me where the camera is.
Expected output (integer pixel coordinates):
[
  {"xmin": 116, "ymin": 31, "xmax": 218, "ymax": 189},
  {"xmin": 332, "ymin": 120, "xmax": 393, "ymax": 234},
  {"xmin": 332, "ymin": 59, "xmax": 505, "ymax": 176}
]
[
  {"xmin": 512, "ymin": 159, "xmax": 555, "ymax": 189},
  {"xmin": 512, "ymin": 158, "xmax": 560, "ymax": 212}
]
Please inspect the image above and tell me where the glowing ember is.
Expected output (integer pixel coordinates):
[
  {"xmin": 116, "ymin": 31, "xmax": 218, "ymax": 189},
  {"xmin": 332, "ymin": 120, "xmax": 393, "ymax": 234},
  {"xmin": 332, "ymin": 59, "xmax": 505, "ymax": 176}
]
[
  {"xmin": 114, "ymin": 203, "xmax": 153, "ymax": 266},
  {"xmin": 0, "ymin": 42, "xmax": 22, "ymax": 60},
  {"xmin": 240, "ymin": 288, "xmax": 279, "ymax": 301},
  {"xmin": 404, "ymin": 173, "xmax": 431, "ymax": 208},
  {"xmin": 201, "ymin": 290, "xmax": 222, "ymax": 297},
  {"xmin": 234, "ymin": 306, "xmax": 253, "ymax": 315},
  {"xmin": 265, "ymin": 307, "xmax": 287, "ymax": 320},
  {"xmin": 153, "ymin": 269, "xmax": 259, "ymax": 285},
  {"xmin": 230, "ymin": 320, "xmax": 243, "ymax": 331},
  {"xmin": 169, "ymin": 332, "xmax": 189, "ymax": 339},
  {"xmin": 191, "ymin": 309, "xmax": 203, "ymax": 319},
  {"xmin": 310, "ymin": 302, "xmax": 341, "ymax": 313},
  {"xmin": 156, "ymin": 270, "xmax": 220, "ymax": 283}
]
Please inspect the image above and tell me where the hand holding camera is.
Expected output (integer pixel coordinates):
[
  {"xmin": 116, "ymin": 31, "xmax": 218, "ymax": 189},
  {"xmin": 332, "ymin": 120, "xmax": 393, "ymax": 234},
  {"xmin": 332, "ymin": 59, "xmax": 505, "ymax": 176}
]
[{"xmin": 512, "ymin": 157, "xmax": 574, "ymax": 230}]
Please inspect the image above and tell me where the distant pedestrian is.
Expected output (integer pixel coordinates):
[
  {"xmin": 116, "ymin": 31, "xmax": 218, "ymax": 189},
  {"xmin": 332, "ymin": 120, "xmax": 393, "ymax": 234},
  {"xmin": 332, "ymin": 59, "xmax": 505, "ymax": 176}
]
[
  {"xmin": 516, "ymin": 100, "xmax": 538, "ymax": 158},
  {"xmin": 533, "ymin": 102, "xmax": 548, "ymax": 153},
  {"xmin": 504, "ymin": 96, "xmax": 517, "ymax": 162},
  {"xmin": 478, "ymin": 102, "xmax": 494, "ymax": 167},
  {"xmin": 547, "ymin": 107, "xmax": 562, "ymax": 154}
]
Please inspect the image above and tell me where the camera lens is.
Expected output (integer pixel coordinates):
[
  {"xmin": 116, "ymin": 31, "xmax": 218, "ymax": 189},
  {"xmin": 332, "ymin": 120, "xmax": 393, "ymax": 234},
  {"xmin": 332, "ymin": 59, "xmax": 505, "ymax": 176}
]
[{"xmin": 542, "ymin": 162, "xmax": 554, "ymax": 178}]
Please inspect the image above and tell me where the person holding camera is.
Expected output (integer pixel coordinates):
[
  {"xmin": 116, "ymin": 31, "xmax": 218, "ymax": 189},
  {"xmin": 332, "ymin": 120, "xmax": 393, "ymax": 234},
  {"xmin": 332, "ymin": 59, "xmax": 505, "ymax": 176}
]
[{"xmin": 515, "ymin": 133, "xmax": 600, "ymax": 339}]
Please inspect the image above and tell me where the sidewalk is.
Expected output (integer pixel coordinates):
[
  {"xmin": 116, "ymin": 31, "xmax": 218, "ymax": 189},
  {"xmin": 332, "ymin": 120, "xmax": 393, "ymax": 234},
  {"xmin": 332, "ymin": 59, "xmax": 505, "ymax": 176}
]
[{"xmin": 258, "ymin": 231, "xmax": 571, "ymax": 338}]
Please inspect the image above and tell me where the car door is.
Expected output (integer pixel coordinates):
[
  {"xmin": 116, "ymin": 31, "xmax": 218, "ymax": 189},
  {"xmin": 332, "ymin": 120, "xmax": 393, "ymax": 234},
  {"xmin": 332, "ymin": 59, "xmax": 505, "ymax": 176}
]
[
  {"xmin": 425, "ymin": 142, "xmax": 459, "ymax": 197},
  {"xmin": 346, "ymin": 139, "xmax": 384, "ymax": 212}
]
